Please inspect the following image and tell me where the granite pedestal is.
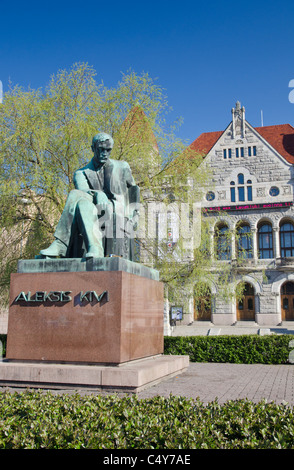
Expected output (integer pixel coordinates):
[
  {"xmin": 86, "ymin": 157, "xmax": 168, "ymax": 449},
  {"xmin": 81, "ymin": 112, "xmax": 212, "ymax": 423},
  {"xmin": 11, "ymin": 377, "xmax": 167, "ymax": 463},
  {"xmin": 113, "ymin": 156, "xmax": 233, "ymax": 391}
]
[{"xmin": 2, "ymin": 258, "xmax": 189, "ymax": 392}]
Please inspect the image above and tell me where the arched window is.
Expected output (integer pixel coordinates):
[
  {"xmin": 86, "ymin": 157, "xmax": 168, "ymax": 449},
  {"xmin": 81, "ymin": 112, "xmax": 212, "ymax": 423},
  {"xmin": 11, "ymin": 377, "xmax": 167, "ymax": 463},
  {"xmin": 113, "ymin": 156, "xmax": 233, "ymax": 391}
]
[
  {"xmin": 215, "ymin": 224, "xmax": 231, "ymax": 260},
  {"xmin": 238, "ymin": 173, "xmax": 244, "ymax": 184},
  {"xmin": 280, "ymin": 222, "xmax": 294, "ymax": 257},
  {"xmin": 258, "ymin": 223, "xmax": 273, "ymax": 259},
  {"xmin": 236, "ymin": 223, "xmax": 253, "ymax": 259},
  {"xmin": 230, "ymin": 174, "xmax": 253, "ymax": 202}
]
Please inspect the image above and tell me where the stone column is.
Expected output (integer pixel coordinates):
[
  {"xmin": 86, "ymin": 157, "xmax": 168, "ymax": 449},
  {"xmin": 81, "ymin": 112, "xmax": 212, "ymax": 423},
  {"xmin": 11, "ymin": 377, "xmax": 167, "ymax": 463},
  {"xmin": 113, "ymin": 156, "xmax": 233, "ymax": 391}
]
[
  {"xmin": 209, "ymin": 229, "xmax": 214, "ymax": 259},
  {"xmin": 273, "ymin": 227, "xmax": 281, "ymax": 259},
  {"xmin": 231, "ymin": 231, "xmax": 236, "ymax": 259},
  {"xmin": 251, "ymin": 228, "xmax": 258, "ymax": 260}
]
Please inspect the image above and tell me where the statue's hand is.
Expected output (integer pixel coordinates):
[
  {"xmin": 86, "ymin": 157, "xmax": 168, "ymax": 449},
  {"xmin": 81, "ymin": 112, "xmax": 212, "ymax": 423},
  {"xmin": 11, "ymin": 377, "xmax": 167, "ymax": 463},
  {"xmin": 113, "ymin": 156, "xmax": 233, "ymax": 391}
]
[
  {"xmin": 92, "ymin": 190, "xmax": 109, "ymax": 205},
  {"xmin": 96, "ymin": 202, "xmax": 112, "ymax": 221}
]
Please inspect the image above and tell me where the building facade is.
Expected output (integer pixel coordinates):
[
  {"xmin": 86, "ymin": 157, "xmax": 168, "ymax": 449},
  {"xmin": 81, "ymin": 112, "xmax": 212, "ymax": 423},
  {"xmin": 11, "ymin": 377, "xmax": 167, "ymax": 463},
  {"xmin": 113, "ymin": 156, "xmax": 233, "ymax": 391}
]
[{"xmin": 182, "ymin": 102, "xmax": 294, "ymax": 326}]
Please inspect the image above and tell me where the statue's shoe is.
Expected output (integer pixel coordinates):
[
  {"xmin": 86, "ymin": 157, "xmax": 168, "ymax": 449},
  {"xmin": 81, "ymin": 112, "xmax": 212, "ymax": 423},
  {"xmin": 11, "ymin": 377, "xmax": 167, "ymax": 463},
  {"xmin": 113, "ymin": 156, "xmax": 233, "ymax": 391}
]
[
  {"xmin": 39, "ymin": 239, "xmax": 67, "ymax": 257},
  {"xmin": 85, "ymin": 245, "xmax": 103, "ymax": 258}
]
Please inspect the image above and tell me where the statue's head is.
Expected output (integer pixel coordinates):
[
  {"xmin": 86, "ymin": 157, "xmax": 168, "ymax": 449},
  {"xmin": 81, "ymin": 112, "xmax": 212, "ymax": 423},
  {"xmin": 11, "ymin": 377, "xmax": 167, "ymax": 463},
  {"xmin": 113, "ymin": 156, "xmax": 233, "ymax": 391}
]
[{"xmin": 91, "ymin": 132, "xmax": 114, "ymax": 165}]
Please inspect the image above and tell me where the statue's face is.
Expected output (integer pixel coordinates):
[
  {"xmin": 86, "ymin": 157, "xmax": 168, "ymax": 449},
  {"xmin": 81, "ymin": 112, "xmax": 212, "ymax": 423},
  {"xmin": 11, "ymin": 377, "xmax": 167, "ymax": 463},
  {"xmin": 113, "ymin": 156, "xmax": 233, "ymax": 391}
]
[{"xmin": 93, "ymin": 140, "xmax": 112, "ymax": 165}]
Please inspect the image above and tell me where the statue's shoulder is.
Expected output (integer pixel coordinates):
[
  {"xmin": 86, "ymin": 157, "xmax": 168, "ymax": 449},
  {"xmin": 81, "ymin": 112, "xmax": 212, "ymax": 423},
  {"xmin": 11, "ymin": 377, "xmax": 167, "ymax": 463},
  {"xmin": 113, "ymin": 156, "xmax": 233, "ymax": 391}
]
[
  {"xmin": 75, "ymin": 160, "xmax": 95, "ymax": 175},
  {"xmin": 109, "ymin": 158, "xmax": 131, "ymax": 169}
]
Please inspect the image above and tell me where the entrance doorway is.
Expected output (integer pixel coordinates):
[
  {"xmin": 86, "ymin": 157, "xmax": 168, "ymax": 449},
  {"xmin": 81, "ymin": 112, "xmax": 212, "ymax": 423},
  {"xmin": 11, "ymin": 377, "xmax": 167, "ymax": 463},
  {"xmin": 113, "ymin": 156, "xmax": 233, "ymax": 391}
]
[
  {"xmin": 194, "ymin": 284, "xmax": 211, "ymax": 321},
  {"xmin": 281, "ymin": 282, "xmax": 294, "ymax": 321},
  {"xmin": 236, "ymin": 283, "xmax": 255, "ymax": 321}
]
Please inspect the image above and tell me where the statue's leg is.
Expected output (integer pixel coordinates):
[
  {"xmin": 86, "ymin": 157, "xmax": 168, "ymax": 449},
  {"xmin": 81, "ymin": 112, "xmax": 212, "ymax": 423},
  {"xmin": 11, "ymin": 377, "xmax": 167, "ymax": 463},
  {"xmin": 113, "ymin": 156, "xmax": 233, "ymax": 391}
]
[
  {"xmin": 75, "ymin": 198, "xmax": 104, "ymax": 258},
  {"xmin": 39, "ymin": 190, "xmax": 93, "ymax": 258}
]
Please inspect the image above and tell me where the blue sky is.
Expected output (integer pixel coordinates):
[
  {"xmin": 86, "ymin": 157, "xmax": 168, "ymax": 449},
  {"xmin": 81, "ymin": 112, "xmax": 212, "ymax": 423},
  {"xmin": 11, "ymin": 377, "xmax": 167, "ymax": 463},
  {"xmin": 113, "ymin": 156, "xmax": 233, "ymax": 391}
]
[{"xmin": 1, "ymin": 0, "xmax": 294, "ymax": 145}]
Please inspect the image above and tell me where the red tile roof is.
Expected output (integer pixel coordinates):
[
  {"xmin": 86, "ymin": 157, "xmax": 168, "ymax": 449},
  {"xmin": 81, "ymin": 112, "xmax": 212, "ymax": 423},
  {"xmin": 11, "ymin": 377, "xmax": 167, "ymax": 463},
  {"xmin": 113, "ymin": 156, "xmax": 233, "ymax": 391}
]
[
  {"xmin": 189, "ymin": 130, "xmax": 223, "ymax": 156},
  {"xmin": 189, "ymin": 124, "xmax": 294, "ymax": 164},
  {"xmin": 256, "ymin": 124, "xmax": 294, "ymax": 164}
]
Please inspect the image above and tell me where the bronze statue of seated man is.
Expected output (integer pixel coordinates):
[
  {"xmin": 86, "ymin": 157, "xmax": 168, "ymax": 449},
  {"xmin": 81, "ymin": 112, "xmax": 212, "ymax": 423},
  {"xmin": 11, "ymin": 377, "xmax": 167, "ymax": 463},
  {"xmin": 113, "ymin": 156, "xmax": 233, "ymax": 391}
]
[{"xmin": 39, "ymin": 132, "xmax": 139, "ymax": 260}]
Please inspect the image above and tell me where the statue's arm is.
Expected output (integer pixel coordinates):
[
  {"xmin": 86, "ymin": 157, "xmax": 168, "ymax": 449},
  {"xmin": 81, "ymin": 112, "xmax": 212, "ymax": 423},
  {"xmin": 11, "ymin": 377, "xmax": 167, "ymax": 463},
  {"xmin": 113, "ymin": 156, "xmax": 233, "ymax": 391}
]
[
  {"xmin": 124, "ymin": 162, "xmax": 136, "ymax": 187},
  {"xmin": 123, "ymin": 162, "xmax": 140, "ymax": 228},
  {"xmin": 73, "ymin": 170, "xmax": 90, "ymax": 191}
]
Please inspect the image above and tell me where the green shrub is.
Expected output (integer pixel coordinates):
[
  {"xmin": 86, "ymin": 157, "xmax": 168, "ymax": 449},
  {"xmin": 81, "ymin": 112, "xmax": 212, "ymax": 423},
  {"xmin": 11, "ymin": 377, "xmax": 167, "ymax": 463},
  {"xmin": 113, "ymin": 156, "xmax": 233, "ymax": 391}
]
[
  {"xmin": 0, "ymin": 391, "xmax": 293, "ymax": 449},
  {"xmin": 164, "ymin": 334, "xmax": 294, "ymax": 364}
]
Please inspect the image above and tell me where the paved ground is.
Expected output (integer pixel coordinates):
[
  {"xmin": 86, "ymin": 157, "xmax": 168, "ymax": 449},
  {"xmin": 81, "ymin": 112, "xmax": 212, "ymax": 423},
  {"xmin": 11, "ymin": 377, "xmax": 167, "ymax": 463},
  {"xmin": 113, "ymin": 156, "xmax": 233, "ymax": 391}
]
[
  {"xmin": 2, "ymin": 362, "xmax": 294, "ymax": 406},
  {"xmin": 169, "ymin": 321, "xmax": 294, "ymax": 337},
  {"xmin": 137, "ymin": 362, "xmax": 294, "ymax": 405}
]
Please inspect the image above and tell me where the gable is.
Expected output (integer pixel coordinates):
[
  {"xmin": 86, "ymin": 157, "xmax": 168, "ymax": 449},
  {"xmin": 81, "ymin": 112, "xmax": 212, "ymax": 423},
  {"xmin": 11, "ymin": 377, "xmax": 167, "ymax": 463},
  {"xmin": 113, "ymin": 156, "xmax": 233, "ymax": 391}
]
[{"xmin": 190, "ymin": 123, "xmax": 294, "ymax": 165}]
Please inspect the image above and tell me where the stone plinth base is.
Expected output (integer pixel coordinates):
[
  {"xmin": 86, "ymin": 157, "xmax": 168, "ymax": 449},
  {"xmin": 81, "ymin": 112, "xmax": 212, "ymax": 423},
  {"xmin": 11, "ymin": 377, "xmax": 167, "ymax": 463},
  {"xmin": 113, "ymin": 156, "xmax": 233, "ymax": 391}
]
[
  {"xmin": 7, "ymin": 270, "xmax": 164, "ymax": 364},
  {"xmin": 0, "ymin": 355, "xmax": 189, "ymax": 393}
]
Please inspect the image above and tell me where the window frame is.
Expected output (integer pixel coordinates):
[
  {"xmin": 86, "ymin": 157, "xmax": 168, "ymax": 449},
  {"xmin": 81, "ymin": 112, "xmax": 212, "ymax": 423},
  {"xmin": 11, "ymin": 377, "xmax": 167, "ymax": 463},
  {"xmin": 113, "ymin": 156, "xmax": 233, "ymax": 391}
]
[
  {"xmin": 215, "ymin": 224, "xmax": 231, "ymax": 260},
  {"xmin": 258, "ymin": 223, "xmax": 274, "ymax": 259},
  {"xmin": 236, "ymin": 223, "xmax": 253, "ymax": 259},
  {"xmin": 280, "ymin": 222, "xmax": 294, "ymax": 258}
]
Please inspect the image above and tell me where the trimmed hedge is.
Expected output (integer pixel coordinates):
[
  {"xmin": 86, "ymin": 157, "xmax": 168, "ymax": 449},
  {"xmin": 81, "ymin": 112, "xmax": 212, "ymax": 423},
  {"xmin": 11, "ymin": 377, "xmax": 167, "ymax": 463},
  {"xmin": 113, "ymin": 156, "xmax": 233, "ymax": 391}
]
[
  {"xmin": 0, "ymin": 390, "xmax": 293, "ymax": 449},
  {"xmin": 164, "ymin": 334, "xmax": 294, "ymax": 364},
  {"xmin": 1, "ymin": 334, "xmax": 294, "ymax": 364}
]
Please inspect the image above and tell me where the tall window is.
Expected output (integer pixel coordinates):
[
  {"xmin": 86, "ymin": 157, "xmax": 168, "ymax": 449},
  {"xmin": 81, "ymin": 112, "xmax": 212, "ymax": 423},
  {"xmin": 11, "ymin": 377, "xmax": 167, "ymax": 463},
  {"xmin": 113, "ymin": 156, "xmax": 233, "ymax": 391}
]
[
  {"xmin": 258, "ymin": 223, "xmax": 273, "ymax": 259},
  {"xmin": 230, "ymin": 181, "xmax": 236, "ymax": 202},
  {"xmin": 248, "ymin": 146, "xmax": 257, "ymax": 157},
  {"xmin": 247, "ymin": 180, "xmax": 253, "ymax": 201},
  {"xmin": 215, "ymin": 224, "xmax": 231, "ymax": 260},
  {"xmin": 280, "ymin": 222, "xmax": 294, "ymax": 257},
  {"xmin": 238, "ymin": 173, "xmax": 245, "ymax": 202},
  {"xmin": 224, "ymin": 148, "xmax": 232, "ymax": 159},
  {"xmin": 237, "ymin": 223, "xmax": 253, "ymax": 259}
]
